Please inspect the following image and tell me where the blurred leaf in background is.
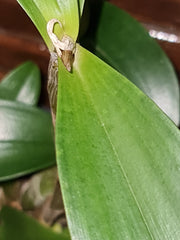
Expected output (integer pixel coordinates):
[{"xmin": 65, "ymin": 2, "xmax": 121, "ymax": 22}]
[
  {"xmin": 0, "ymin": 59, "xmax": 59, "ymax": 235},
  {"xmin": 0, "ymin": 100, "xmax": 55, "ymax": 182},
  {"xmin": 0, "ymin": 206, "xmax": 70, "ymax": 240},
  {"xmin": 21, "ymin": 167, "xmax": 57, "ymax": 211},
  {"xmin": 0, "ymin": 61, "xmax": 41, "ymax": 106},
  {"xmin": 0, "ymin": 61, "xmax": 56, "ymax": 182}
]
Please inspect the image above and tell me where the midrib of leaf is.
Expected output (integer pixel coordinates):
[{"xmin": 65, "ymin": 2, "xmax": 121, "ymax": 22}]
[{"xmin": 75, "ymin": 67, "xmax": 154, "ymax": 240}]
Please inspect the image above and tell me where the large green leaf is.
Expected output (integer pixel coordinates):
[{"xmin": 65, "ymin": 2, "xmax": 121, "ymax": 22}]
[
  {"xmin": 0, "ymin": 206, "xmax": 70, "ymax": 240},
  {"xmin": 0, "ymin": 62, "xmax": 41, "ymax": 106},
  {"xmin": 82, "ymin": 2, "xmax": 179, "ymax": 125},
  {"xmin": 0, "ymin": 100, "xmax": 55, "ymax": 181},
  {"xmin": 17, "ymin": 0, "xmax": 80, "ymax": 48},
  {"xmin": 56, "ymin": 45, "xmax": 180, "ymax": 239}
]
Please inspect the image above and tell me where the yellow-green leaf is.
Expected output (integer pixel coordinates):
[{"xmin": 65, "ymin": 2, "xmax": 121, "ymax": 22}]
[{"xmin": 17, "ymin": 0, "xmax": 80, "ymax": 48}]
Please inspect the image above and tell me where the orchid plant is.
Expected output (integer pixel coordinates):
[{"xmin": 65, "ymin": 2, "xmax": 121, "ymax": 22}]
[{"xmin": 1, "ymin": 0, "xmax": 180, "ymax": 239}]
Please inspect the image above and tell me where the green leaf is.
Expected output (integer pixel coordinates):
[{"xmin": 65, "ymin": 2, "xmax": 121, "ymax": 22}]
[
  {"xmin": 82, "ymin": 2, "xmax": 180, "ymax": 125},
  {"xmin": 17, "ymin": 0, "xmax": 80, "ymax": 48},
  {"xmin": 0, "ymin": 62, "xmax": 41, "ymax": 106},
  {"xmin": 56, "ymin": 45, "xmax": 180, "ymax": 239},
  {"xmin": 0, "ymin": 206, "xmax": 70, "ymax": 240},
  {"xmin": 78, "ymin": 0, "xmax": 85, "ymax": 16},
  {"xmin": 0, "ymin": 100, "xmax": 55, "ymax": 181},
  {"xmin": 0, "ymin": 227, "xmax": 3, "ymax": 240}
]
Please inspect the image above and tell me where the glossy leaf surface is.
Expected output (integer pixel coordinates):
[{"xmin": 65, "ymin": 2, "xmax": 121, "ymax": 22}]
[
  {"xmin": 0, "ymin": 100, "xmax": 55, "ymax": 181},
  {"xmin": 0, "ymin": 206, "xmax": 70, "ymax": 240},
  {"xmin": 17, "ymin": 0, "xmax": 80, "ymax": 48},
  {"xmin": 82, "ymin": 2, "xmax": 179, "ymax": 125},
  {"xmin": 56, "ymin": 45, "xmax": 180, "ymax": 240},
  {"xmin": 0, "ymin": 62, "xmax": 41, "ymax": 105}
]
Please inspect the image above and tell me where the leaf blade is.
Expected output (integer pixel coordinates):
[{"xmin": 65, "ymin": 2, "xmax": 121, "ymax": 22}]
[
  {"xmin": 78, "ymin": 0, "xmax": 85, "ymax": 16},
  {"xmin": 56, "ymin": 45, "xmax": 180, "ymax": 239},
  {"xmin": 17, "ymin": 0, "xmax": 80, "ymax": 48},
  {"xmin": 0, "ymin": 100, "xmax": 55, "ymax": 181},
  {"xmin": 82, "ymin": 2, "xmax": 180, "ymax": 125},
  {"xmin": 0, "ymin": 206, "xmax": 70, "ymax": 240},
  {"xmin": 0, "ymin": 62, "xmax": 41, "ymax": 105}
]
